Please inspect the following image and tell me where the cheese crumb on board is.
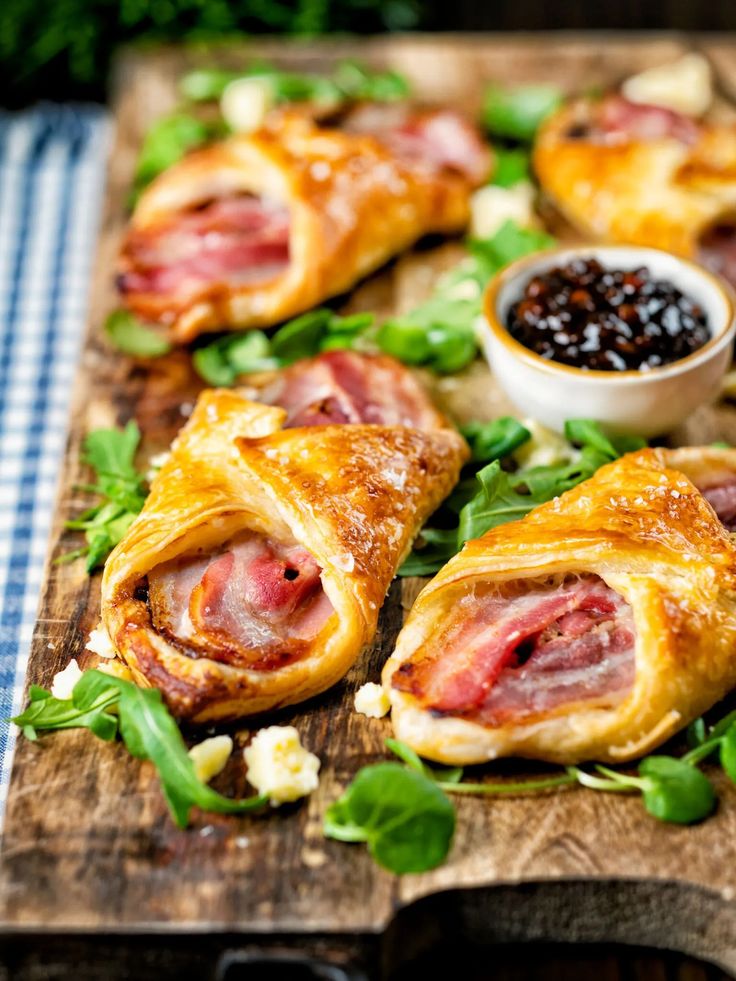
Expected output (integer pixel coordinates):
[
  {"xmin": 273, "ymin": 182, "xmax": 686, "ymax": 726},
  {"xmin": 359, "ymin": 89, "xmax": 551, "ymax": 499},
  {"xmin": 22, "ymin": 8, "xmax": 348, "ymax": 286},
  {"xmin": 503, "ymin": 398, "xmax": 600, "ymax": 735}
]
[
  {"xmin": 354, "ymin": 682, "xmax": 391, "ymax": 719},
  {"xmin": 622, "ymin": 53, "xmax": 712, "ymax": 117},
  {"xmin": 51, "ymin": 660, "xmax": 83, "ymax": 700},
  {"xmin": 85, "ymin": 622, "xmax": 116, "ymax": 659},
  {"xmin": 243, "ymin": 726, "xmax": 320, "ymax": 805},
  {"xmin": 513, "ymin": 418, "xmax": 578, "ymax": 469},
  {"xmin": 221, "ymin": 77, "xmax": 276, "ymax": 133},
  {"xmin": 189, "ymin": 735, "xmax": 234, "ymax": 784},
  {"xmin": 470, "ymin": 181, "xmax": 537, "ymax": 240}
]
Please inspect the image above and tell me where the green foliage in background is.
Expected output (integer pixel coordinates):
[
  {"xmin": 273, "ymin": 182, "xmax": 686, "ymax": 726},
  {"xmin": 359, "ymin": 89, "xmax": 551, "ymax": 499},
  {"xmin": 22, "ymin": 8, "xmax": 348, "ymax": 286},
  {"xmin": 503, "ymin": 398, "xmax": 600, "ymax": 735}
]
[{"xmin": 1, "ymin": 0, "xmax": 422, "ymax": 106}]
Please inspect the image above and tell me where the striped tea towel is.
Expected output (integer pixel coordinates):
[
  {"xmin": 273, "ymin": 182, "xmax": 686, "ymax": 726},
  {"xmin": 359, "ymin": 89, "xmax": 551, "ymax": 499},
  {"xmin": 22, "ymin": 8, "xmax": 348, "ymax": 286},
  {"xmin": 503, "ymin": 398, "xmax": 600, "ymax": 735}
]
[{"xmin": 0, "ymin": 104, "xmax": 111, "ymax": 819}]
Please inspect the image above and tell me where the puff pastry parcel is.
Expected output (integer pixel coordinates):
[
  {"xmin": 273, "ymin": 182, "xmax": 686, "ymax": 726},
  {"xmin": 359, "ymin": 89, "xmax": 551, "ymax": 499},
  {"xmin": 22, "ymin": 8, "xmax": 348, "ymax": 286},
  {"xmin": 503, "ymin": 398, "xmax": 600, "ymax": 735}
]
[
  {"xmin": 534, "ymin": 95, "xmax": 736, "ymax": 284},
  {"xmin": 384, "ymin": 447, "xmax": 736, "ymax": 766},
  {"xmin": 118, "ymin": 108, "xmax": 491, "ymax": 342},
  {"xmin": 101, "ymin": 352, "xmax": 467, "ymax": 721}
]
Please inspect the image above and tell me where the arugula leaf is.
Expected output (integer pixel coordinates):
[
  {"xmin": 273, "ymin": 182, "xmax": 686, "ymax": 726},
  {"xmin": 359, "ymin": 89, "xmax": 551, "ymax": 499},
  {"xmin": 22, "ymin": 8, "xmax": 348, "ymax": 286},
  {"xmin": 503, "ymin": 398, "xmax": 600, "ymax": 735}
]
[
  {"xmin": 14, "ymin": 671, "xmax": 266, "ymax": 828},
  {"xmin": 62, "ymin": 422, "xmax": 148, "ymax": 571},
  {"xmin": 193, "ymin": 331, "xmax": 279, "ymax": 387},
  {"xmin": 402, "ymin": 418, "xmax": 644, "ymax": 577},
  {"xmin": 104, "ymin": 310, "xmax": 172, "ymax": 358},
  {"xmin": 180, "ymin": 61, "xmax": 409, "ymax": 106},
  {"xmin": 490, "ymin": 146, "xmax": 531, "ymax": 188},
  {"xmin": 378, "ymin": 221, "xmax": 554, "ymax": 375},
  {"xmin": 12, "ymin": 680, "xmax": 119, "ymax": 742},
  {"xmin": 180, "ymin": 68, "xmax": 242, "ymax": 101},
  {"xmin": 323, "ymin": 762, "xmax": 455, "ymax": 874},
  {"xmin": 483, "ymin": 84, "xmax": 563, "ymax": 142},
  {"xmin": 133, "ymin": 113, "xmax": 211, "ymax": 199},
  {"xmin": 192, "ymin": 311, "xmax": 375, "ymax": 385},
  {"xmin": 460, "ymin": 417, "xmax": 531, "ymax": 463},
  {"xmin": 333, "ymin": 61, "xmax": 409, "ymax": 102}
]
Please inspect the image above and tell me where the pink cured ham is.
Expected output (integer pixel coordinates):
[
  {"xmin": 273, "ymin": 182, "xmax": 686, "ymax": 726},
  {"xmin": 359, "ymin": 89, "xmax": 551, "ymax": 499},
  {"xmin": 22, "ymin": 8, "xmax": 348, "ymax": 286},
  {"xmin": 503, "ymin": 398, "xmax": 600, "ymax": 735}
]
[
  {"xmin": 148, "ymin": 531, "xmax": 334, "ymax": 669},
  {"xmin": 344, "ymin": 104, "xmax": 492, "ymax": 183},
  {"xmin": 392, "ymin": 575, "xmax": 636, "ymax": 723},
  {"xmin": 701, "ymin": 479, "xmax": 736, "ymax": 531},
  {"xmin": 257, "ymin": 350, "xmax": 446, "ymax": 430},
  {"xmin": 597, "ymin": 95, "xmax": 700, "ymax": 145},
  {"xmin": 118, "ymin": 194, "xmax": 290, "ymax": 302}
]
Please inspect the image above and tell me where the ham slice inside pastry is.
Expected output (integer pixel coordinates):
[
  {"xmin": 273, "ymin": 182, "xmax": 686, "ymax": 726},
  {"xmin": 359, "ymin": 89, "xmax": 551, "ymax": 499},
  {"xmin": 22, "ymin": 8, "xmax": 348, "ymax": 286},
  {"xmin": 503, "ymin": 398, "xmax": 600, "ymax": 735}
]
[
  {"xmin": 118, "ymin": 193, "xmax": 291, "ymax": 302},
  {"xmin": 148, "ymin": 531, "xmax": 334, "ymax": 670},
  {"xmin": 699, "ymin": 479, "xmax": 736, "ymax": 531},
  {"xmin": 257, "ymin": 350, "xmax": 444, "ymax": 429},
  {"xmin": 392, "ymin": 574, "xmax": 636, "ymax": 724}
]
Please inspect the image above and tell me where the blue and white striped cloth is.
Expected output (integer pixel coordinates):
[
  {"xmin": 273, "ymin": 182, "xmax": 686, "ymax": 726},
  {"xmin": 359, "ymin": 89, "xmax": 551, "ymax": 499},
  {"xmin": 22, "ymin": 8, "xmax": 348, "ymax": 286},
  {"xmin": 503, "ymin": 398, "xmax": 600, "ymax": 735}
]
[{"xmin": 0, "ymin": 106, "xmax": 111, "ymax": 817}]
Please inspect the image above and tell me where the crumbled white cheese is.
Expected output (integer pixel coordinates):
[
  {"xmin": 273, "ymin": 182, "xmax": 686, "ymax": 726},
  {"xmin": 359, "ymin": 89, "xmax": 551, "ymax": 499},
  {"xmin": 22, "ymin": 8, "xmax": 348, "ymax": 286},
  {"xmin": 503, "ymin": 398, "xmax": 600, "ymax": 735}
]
[
  {"xmin": 85, "ymin": 622, "xmax": 116, "ymax": 659},
  {"xmin": 221, "ymin": 76, "xmax": 276, "ymax": 133},
  {"xmin": 470, "ymin": 181, "xmax": 537, "ymax": 240},
  {"xmin": 189, "ymin": 735, "xmax": 233, "ymax": 784},
  {"xmin": 243, "ymin": 726, "xmax": 320, "ymax": 805},
  {"xmin": 354, "ymin": 682, "xmax": 390, "ymax": 719},
  {"xmin": 622, "ymin": 53, "xmax": 712, "ymax": 117},
  {"xmin": 51, "ymin": 659, "xmax": 83, "ymax": 700},
  {"xmin": 513, "ymin": 418, "xmax": 577, "ymax": 469}
]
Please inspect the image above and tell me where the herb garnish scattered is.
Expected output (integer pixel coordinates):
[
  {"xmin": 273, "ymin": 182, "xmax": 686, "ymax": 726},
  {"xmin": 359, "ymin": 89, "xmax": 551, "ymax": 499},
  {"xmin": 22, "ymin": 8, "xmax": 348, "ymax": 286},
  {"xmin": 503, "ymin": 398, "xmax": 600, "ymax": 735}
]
[
  {"xmin": 104, "ymin": 310, "xmax": 172, "ymax": 358},
  {"xmin": 323, "ymin": 762, "xmax": 456, "ymax": 874},
  {"xmin": 401, "ymin": 418, "xmax": 646, "ymax": 577},
  {"xmin": 60, "ymin": 422, "xmax": 148, "ymax": 571},
  {"xmin": 180, "ymin": 60, "xmax": 409, "ymax": 106},
  {"xmin": 192, "ymin": 310, "xmax": 375, "ymax": 386},
  {"xmin": 325, "ymin": 719, "xmax": 734, "ymax": 875},
  {"xmin": 131, "ymin": 112, "xmax": 215, "ymax": 202},
  {"xmin": 191, "ymin": 221, "xmax": 554, "ymax": 386},
  {"xmin": 483, "ymin": 83, "xmax": 563, "ymax": 142},
  {"xmin": 12, "ymin": 671, "xmax": 266, "ymax": 828}
]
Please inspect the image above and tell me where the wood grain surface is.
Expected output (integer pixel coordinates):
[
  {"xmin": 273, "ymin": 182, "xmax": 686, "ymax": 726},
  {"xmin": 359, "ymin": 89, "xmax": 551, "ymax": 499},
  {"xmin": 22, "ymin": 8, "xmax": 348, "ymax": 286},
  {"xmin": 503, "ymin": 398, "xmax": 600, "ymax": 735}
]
[{"xmin": 3, "ymin": 33, "xmax": 736, "ymax": 981}]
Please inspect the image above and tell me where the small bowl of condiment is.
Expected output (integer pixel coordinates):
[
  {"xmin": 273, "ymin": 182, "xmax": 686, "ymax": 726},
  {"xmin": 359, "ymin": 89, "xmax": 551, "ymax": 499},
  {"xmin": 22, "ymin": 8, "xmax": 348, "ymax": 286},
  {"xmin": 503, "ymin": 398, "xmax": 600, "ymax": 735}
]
[{"xmin": 481, "ymin": 245, "xmax": 736, "ymax": 437}]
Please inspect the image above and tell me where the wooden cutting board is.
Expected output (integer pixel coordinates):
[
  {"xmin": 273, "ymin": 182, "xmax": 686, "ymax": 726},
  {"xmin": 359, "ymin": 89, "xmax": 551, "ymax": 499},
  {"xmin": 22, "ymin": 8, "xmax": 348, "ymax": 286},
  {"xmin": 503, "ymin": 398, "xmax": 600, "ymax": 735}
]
[{"xmin": 4, "ymin": 33, "xmax": 736, "ymax": 981}]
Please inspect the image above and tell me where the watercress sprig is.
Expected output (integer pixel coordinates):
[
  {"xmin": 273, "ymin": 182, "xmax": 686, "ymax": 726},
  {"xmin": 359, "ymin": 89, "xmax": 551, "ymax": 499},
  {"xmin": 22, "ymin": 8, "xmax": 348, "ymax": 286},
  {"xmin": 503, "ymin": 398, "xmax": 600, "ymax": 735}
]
[
  {"xmin": 60, "ymin": 422, "xmax": 149, "ymax": 571},
  {"xmin": 12, "ymin": 671, "xmax": 266, "ymax": 828}
]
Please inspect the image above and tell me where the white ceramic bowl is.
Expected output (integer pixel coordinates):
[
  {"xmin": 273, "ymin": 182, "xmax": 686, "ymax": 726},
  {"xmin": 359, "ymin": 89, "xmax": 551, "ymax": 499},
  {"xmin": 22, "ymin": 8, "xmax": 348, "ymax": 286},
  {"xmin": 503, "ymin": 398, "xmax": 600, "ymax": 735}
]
[{"xmin": 481, "ymin": 245, "xmax": 736, "ymax": 437}]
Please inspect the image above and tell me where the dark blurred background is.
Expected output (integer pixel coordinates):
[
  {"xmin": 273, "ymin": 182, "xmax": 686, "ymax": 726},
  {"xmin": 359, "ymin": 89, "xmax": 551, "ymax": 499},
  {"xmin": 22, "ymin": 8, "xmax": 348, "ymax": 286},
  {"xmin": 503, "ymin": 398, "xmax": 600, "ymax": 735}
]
[{"xmin": 3, "ymin": 0, "xmax": 736, "ymax": 108}]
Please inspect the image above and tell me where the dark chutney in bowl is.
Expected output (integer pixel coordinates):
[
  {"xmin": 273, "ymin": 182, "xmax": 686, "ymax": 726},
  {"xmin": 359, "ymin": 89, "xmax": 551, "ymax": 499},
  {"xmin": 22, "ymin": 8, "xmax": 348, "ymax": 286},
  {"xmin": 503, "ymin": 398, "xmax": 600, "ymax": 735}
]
[{"xmin": 505, "ymin": 257, "xmax": 710, "ymax": 372}]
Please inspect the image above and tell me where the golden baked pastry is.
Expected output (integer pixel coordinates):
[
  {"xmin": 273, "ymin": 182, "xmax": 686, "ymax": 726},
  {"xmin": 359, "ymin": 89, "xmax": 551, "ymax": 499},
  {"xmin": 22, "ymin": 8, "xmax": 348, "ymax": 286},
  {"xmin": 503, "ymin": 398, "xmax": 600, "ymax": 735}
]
[
  {"xmin": 101, "ymin": 353, "xmax": 468, "ymax": 721},
  {"xmin": 384, "ymin": 446, "xmax": 736, "ymax": 765},
  {"xmin": 534, "ymin": 95, "xmax": 736, "ymax": 283},
  {"xmin": 118, "ymin": 108, "xmax": 491, "ymax": 342}
]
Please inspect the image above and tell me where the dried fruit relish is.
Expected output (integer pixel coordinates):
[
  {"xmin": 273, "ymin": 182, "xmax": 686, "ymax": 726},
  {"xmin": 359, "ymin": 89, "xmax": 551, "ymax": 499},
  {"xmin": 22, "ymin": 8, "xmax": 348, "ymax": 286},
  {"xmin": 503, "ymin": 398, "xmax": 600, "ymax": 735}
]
[{"xmin": 506, "ymin": 258, "xmax": 710, "ymax": 371}]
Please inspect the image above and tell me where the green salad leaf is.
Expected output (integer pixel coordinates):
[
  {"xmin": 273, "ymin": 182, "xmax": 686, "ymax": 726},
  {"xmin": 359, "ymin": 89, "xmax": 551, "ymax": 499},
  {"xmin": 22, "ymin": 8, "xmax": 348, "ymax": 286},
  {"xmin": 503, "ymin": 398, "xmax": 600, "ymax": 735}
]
[
  {"xmin": 60, "ymin": 422, "xmax": 148, "ymax": 571},
  {"xmin": 483, "ymin": 83, "xmax": 563, "ymax": 142},
  {"xmin": 13, "ymin": 670, "xmax": 267, "ymax": 829},
  {"xmin": 180, "ymin": 60, "xmax": 410, "ymax": 106},
  {"xmin": 132, "ymin": 113, "xmax": 211, "ymax": 201},
  {"xmin": 377, "ymin": 221, "xmax": 555, "ymax": 375},
  {"xmin": 12, "ymin": 682, "xmax": 119, "ymax": 742},
  {"xmin": 104, "ymin": 310, "xmax": 172, "ymax": 358},
  {"xmin": 192, "ymin": 310, "xmax": 375, "ymax": 386},
  {"xmin": 401, "ymin": 418, "xmax": 645, "ymax": 577},
  {"xmin": 323, "ymin": 762, "xmax": 455, "ymax": 874},
  {"xmin": 193, "ymin": 331, "xmax": 279, "ymax": 387},
  {"xmin": 489, "ymin": 146, "xmax": 532, "ymax": 187}
]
